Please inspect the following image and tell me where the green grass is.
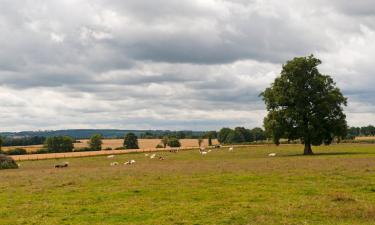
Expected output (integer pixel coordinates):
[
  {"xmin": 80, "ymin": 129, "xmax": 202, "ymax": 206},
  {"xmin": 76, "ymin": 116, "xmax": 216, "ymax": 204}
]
[{"xmin": 1, "ymin": 144, "xmax": 375, "ymax": 225}]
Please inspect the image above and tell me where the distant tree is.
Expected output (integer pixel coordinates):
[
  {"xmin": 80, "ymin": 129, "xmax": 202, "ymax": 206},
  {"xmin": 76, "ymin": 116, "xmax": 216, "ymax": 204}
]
[
  {"xmin": 218, "ymin": 128, "xmax": 232, "ymax": 144},
  {"xmin": 167, "ymin": 137, "xmax": 181, "ymax": 147},
  {"xmin": 45, "ymin": 136, "xmax": 74, "ymax": 153},
  {"xmin": 261, "ymin": 55, "xmax": 347, "ymax": 155},
  {"xmin": 208, "ymin": 136, "xmax": 212, "ymax": 146},
  {"xmin": 251, "ymin": 128, "xmax": 267, "ymax": 142},
  {"xmin": 0, "ymin": 136, "xmax": 3, "ymax": 151},
  {"xmin": 235, "ymin": 127, "xmax": 253, "ymax": 142},
  {"xmin": 89, "ymin": 134, "xmax": 103, "ymax": 151},
  {"xmin": 161, "ymin": 136, "xmax": 169, "ymax": 148},
  {"xmin": 225, "ymin": 130, "xmax": 245, "ymax": 144},
  {"xmin": 123, "ymin": 133, "xmax": 139, "ymax": 149},
  {"xmin": 176, "ymin": 131, "xmax": 186, "ymax": 139}
]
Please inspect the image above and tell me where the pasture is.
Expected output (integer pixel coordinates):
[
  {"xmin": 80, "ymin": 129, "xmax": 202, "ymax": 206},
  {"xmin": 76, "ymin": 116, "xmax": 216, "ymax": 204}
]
[{"xmin": 1, "ymin": 144, "xmax": 375, "ymax": 225}]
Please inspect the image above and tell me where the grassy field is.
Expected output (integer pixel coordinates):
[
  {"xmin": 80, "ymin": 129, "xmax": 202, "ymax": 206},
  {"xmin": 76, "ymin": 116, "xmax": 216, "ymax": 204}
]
[{"xmin": 1, "ymin": 144, "xmax": 375, "ymax": 225}]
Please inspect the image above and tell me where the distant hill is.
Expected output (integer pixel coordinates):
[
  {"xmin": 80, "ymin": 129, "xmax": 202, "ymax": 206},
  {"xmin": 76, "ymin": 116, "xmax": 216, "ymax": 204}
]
[{"xmin": 0, "ymin": 129, "xmax": 207, "ymax": 139}]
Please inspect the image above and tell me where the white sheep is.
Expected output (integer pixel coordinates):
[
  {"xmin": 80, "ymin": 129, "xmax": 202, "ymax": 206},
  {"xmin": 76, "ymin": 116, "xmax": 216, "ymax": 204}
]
[
  {"xmin": 107, "ymin": 155, "xmax": 115, "ymax": 159},
  {"xmin": 208, "ymin": 150, "xmax": 212, "ymax": 153},
  {"xmin": 124, "ymin": 160, "xmax": 136, "ymax": 165},
  {"xmin": 201, "ymin": 151, "xmax": 208, "ymax": 155},
  {"xmin": 268, "ymin": 153, "xmax": 277, "ymax": 157},
  {"xmin": 229, "ymin": 147, "xmax": 234, "ymax": 151},
  {"xmin": 150, "ymin": 154, "xmax": 156, "ymax": 159},
  {"xmin": 110, "ymin": 162, "xmax": 119, "ymax": 166},
  {"xmin": 145, "ymin": 153, "xmax": 149, "ymax": 157}
]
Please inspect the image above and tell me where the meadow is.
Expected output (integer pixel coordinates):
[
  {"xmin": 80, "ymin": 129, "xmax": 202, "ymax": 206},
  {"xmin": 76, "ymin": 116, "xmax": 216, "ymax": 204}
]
[{"xmin": 1, "ymin": 144, "xmax": 375, "ymax": 225}]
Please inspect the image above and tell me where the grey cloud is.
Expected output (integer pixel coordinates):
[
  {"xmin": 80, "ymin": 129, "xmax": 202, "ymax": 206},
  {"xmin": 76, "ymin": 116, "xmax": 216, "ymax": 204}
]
[{"xmin": 0, "ymin": 0, "xmax": 374, "ymax": 131}]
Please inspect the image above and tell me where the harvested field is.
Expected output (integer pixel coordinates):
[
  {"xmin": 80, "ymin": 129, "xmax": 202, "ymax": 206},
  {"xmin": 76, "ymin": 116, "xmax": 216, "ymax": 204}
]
[
  {"xmin": 1, "ymin": 144, "xmax": 375, "ymax": 224},
  {"xmin": 75, "ymin": 138, "xmax": 219, "ymax": 149},
  {"xmin": 2, "ymin": 139, "xmax": 219, "ymax": 153}
]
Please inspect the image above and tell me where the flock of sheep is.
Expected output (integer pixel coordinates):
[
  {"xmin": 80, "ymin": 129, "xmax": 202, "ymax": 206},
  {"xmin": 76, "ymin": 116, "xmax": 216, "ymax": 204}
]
[{"xmin": 54, "ymin": 146, "xmax": 277, "ymax": 169}]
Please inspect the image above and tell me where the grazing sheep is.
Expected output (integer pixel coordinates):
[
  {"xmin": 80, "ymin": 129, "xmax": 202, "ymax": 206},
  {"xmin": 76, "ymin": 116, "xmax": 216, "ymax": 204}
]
[
  {"xmin": 107, "ymin": 155, "xmax": 115, "ymax": 159},
  {"xmin": 55, "ymin": 162, "xmax": 69, "ymax": 168},
  {"xmin": 159, "ymin": 156, "xmax": 165, "ymax": 160},
  {"xmin": 124, "ymin": 160, "xmax": 136, "ymax": 165},
  {"xmin": 150, "ymin": 154, "xmax": 156, "ymax": 159},
  {"xmin": 268, "ymin": 153, "xmax": 277, "ymax": 157},
  {"xmin": 208, "ymin": 150, "xmax": 212, "ymax": 153},
  {"xmin": 229, "ymin": 147, "xmax": 234, "ymax": 151},
  {"xmin": 200, "ymin": 151, "xmax": 208, "ymax": 155},
  {"xmin": 145, "ymin": 154, "xmax": 149, "ymax": 157},
  {"xmin": 110, "ymin": 162, "xmax": 119, "ymax": 166}
]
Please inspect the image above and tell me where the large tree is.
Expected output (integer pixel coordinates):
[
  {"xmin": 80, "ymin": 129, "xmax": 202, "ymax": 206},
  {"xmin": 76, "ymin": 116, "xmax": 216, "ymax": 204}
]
[{"xmin": 261, "ymin": 55, "xmax": 347, "ymax": 155}]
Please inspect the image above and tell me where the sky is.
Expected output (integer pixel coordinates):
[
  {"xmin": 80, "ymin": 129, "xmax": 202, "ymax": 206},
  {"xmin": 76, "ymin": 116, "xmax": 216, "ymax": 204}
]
[{"xmin": 0, "ymin": 0, "xmax": 374, "ymax": 131}]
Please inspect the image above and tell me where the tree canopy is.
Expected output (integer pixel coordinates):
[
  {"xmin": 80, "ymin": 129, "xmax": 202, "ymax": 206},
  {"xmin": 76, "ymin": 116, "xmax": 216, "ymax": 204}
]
[
  {"xmin": 123, "ymin": 133, "xmax": 139, "ymax": 149},
  {"xmin": 89, "ymin": 134, "xmax": 103, "ymax": 151},
  {"xmin": 261, "ymin": 55, "xmax": 347, "ymax": 155}
]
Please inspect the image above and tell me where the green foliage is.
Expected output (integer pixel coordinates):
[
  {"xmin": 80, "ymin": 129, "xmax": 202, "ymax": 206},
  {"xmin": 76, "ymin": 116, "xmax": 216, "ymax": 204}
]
[
  {"xmin": 45, "ymin": 136, "xmax": 74, "ymax": 153},
  {"xmin": 155, "ymin": 144, "xmax": 164, "ymax": 148},
  {"xmin": 6, "ymin": 148, "xmax": 27, "ymax": 155},
  {"xmin": 35, "ymin": 148, "xmax": 49, "ymax": 154},
  {"xmin": 218, "ymin": 128, "xmax": 232, "ymax": 143},
  {"xmin": 88, "ymin": 134, "xmax": 103, "ymax": 151},
  {"xmin": 261, "ymin": 55, "xmax": 347, "ymax": 154},
  {"xmin": 0, "ymin": 154, "xmax": 18, "ymax": 170},
  {"xmin": 123, "ymin": 133, "xmax": 139, "ymax": 149},
  {"xmin": 208, "ymin": 136, "xmax": 212, "ymax": 146},
  {"xmin": 75, "ymin": 147, "xmax": 96, "ymax": 152},
  {"xmin": 218, "ymin": 127, "xmax": 267, "ymax": 144},
  {"xmin": 115, "ymin": 147, "xmax": 125, "ymax": 150},
  {"xmin": 161, "ymin": 136, "xmax": 169, "ymax": 148},
  {"xmin": 0, "ymin": 136, "xmax": 3, "ymax": 151},
  {"xmin": 167, "ymin": 137, "xmax": 181, "ymax": 147},
  {"xmin": 103, "ymin": 147, "xmax": 112, "ymax": 151}
]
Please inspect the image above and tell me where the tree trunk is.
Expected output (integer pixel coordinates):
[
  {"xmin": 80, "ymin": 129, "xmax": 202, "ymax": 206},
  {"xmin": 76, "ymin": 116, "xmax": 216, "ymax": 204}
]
[{"xmin": 304, "ymin": 143, "xmax": 314, "ymax": 155}]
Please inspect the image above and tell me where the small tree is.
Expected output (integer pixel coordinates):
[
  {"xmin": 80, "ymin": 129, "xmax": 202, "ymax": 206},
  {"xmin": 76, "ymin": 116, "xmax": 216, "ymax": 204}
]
[
  {"xmin": 89, "ymin": 134, "xmax": 103, "ymax": 151},
  {"xmin": 261, "ymin": 55, "xmax": 347, "ymax": 155},
  {"xmin": 45, "ymin": 136, "xmax": 74, "ymax": 153},
  {"xmin": 161, "ymin": 136, "xmax": 169, "ymax": 148},
  {"xmin": 198, "ymin": 137, "xmax": 203, "ymax": 147},
  {"xmin": 208, "ymin": 136, "xmax": 212, "ymax": 146},
  {"xmin": 168, "ymin": 137, "xmax": 181, "ymax": 147},
  {"xmin": 123, "ymin": 133, "xmax": 139, "ymax": 149}
]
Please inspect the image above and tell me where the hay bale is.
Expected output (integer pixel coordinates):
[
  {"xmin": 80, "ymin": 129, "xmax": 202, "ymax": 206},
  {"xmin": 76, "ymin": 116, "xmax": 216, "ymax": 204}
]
[{"xmin": 0, "ymin": 154, "xmax": 19, "ymax": 170}]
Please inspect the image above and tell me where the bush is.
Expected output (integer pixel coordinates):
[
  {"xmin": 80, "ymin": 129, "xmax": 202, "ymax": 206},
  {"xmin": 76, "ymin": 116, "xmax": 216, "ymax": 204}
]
[
  {"xmin": 74, "ymin": 147, "xmax": 95, "ymax": 152},
  {"xmin": 35, "ymin": 148, "xmax": 49, "ymax": 154},
  {"xmin": 103, "ymin": 147, "xmax": 112, "ymax": 151},
  {"xmin": 155, "ymin": 144, "xmax": 164, "ymax": 148},
  {"xmin": 115, "ymin": 147, "xmax": 125, "ymax": 150},
  {"xmin": 6, "ymin": 148, "xmax": 27, "ymax": 155},
  {"xmin": 167, "ymin": 138, "xmax": 181, "ymax": 147},
  {"xmin": 0, "ymin": 154, "xmax": 18, "ymax": 170}
]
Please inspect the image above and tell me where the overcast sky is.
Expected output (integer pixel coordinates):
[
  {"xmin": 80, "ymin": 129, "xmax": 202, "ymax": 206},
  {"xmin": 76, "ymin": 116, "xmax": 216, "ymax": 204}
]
[{"xmin": 0, "ymin": 0, "xmax": 374, "ymax": 131}]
